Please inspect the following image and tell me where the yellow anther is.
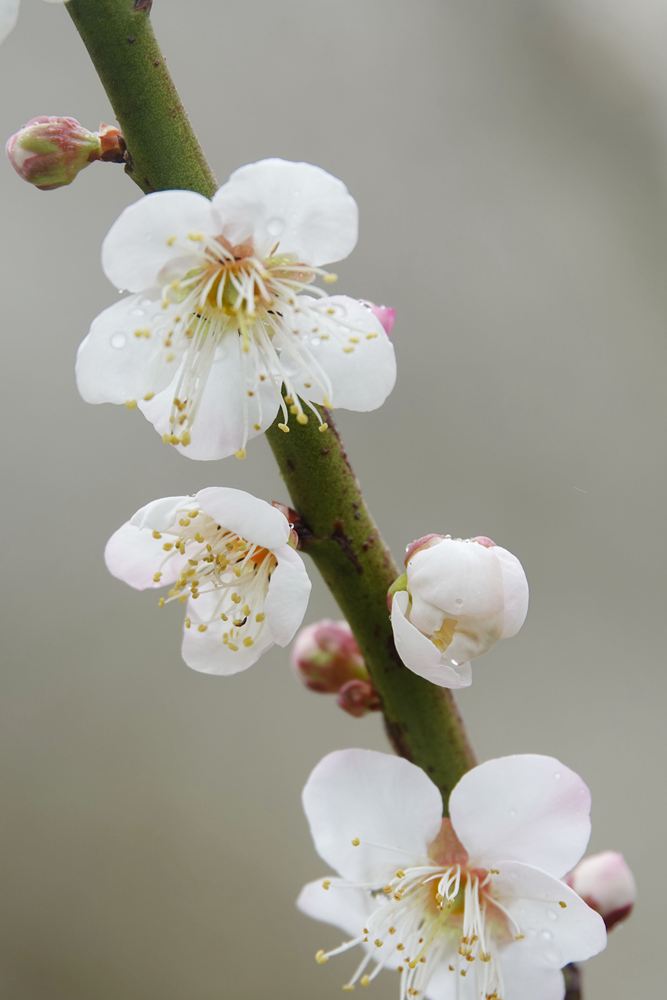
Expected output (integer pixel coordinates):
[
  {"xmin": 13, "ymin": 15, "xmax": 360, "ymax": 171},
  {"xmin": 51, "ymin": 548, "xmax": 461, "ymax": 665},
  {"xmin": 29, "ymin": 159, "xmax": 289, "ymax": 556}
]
[
  {"xmin": 253, "ymin": 422, "xmax": 262, "ymax": 431},
  {"xmin": 341, "ymin": 987, "xmax": 355, "ymax": 993},
  {"xmin": 184, "ymin": 618, "xmax": 191, "ymax": 629},
  {"xmin": 255, "ymin": 613, "xmax": 265, "ymax": 623},
  {"xmin": 197, "ymin": 624, "xmax": 208, "ymax": 633},
  {"xmin": 227, "ymin": 642, "xmax": 239, "ymax": 652},
  {"xmin": 374, "ymin": 939, "xmax": 383, "ymax": 949},
  {"xmin": 278, "ymin": 423, "xmax": 290, "ymax": 433},
  {"xmin": 323, "ymin": 273, "xmax": 338, "ymax": 284},
  {"xmin": 242, "ymin": 637, "xmax": 254, "ymax": 648},
  {"xmin": 166, "ymin": 236, "xmax": 176, "ymax": 246},
  {"xmin": 152, "ymin": 530, "xmax": 162, "ymax": 539},
  {"xmin": 143, "ymin": 391, "xmax": 155, "ymax": 401},
  {"xmin": 194, "ymin": 532, "xmax": 204, "ymax": 543},
  {"xmin": 360, "ymin": 976, "xmax": 370, "ymax": 988},
  {"xmin": 322, "ymin": 880, "xmax": 331, "ymax": 890},
  {"xmin": 234, "ymin": 448, "xmax": 247, "ymax": 460},
  {"xmin": 319, "ymin": 423, "xmax": 328, "ymax": 433},
  {"xmin": 388, "ymin": 927, "xmax": 396, "ymax": 935},
  {"xmin": 179, "ymin": 518, "xmax": 191, "ymax": 527},
  {"xmin": 180, "ymin": 431, "xmax": 191, "ymax": 446},
  {"xmin": 397, "ymin": 944, "xmax": 405, "ymax": 952},
  {"xmin": 315, "ymin": 950, "xmax": 329, "ymax": 965},
  {"xmin": 158, "ymin": 597, "xmax": 165, "ymax": 608},
  {"xmin": 231, "ymin": 593, "xmax": 241, "ymax": 604},
  {"xmin": 188, "ymin": 231, "xmax": 204, "ymax": 242},
  {"xmin": 162, "ymin": 543, "xmax": 174, "ymax": 551},
  {"xmin": 296, "ymin": 412, "xmax": 308, "ymax": 425},
  {"xmin": 343, "ymin": 346, "xmax": 355, "ymax": 354},
  {"xmin": 395, "ymin": 869, "xmax": 406, "ymax": 879},
  {"xmin": 152, "ymin": 572, "xmax": 162, "ymax": 583},
  {"xmin": 351, "ymin": 838, "xmax": 361, "ymax": 847},
  {"xmin": 559, "ymin": 901, "xmax": 568, "ymax": 909},
  {"xmin": 125, "ymin": 399, "xmax": 137, "ymax": 409}
]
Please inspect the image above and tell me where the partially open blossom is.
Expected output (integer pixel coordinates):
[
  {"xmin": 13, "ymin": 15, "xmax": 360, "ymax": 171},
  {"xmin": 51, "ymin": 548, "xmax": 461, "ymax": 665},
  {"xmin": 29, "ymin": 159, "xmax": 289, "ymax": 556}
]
[
  {"xmin": 6, "ymin": 116, "xmax": 124, "ymax": 190},
  {"xmin": 0, "ymin": 0, "xmax": 67, "ymax": 45},
  {"xmin": 336, "ymin": 679, "xmax": 381, "ymax": 717},
  {"xmin": 105, "ymin": 487, "xmax": 311, "ymax": 674},
  {"xmin": 292, "ymin": 619, "xmax": 367, "ymax": 693},
  {"xmin": 567, "ymin": 851, "xmax": 636, "ymax": 931},
  {"xmin": 299, "ymin": 750, "xmax": 606, "ymax": 999},
  {"xmin": 76, "ymin": 158, "xmax": 397, "ymax": 460},
  {"xmin": 390, "ymin": 535, "xmax": 528, "ymax": 689}
]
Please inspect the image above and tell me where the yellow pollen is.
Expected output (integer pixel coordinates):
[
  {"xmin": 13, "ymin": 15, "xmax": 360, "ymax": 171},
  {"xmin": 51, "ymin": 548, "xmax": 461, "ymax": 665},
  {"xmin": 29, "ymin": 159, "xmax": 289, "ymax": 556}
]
[
  {"xmin": 322, "ymin": 880, "xmax": 331, "ymax": 890},
  {"xmin": 197, "ymin": 624, "xmax": 208, "ymax": 633},
  {"xmin": 152, "ymin": 530, "xmax": 162, "ymax": 539},
  {"xmin": 351, "ymin": 838, "xmax": 361, "ymax": 847},
  {"xmin": 296, "ymin": 412, "xmax": 309, "ymax": 425},
  {"xmin": 152, "ymin": 572, "xmax": 162, "ymax": 583},
  {"xmin": 125, "ymin": 399, "xmax": 137, "ymax": 409},
  {"xmin": 242, "ymin": 637, "xmax": 254, "ymax": 647},
  {"xmin": 278, "ymin": 423, "xmax": 290, "ymax": 433},
  {"xmin": 559, "ymin": 901, "xmax": 568, "ymax": 908},
  {"xmin": 315, "ymin": 950, "xmax": 329, "ymax": 965},
  {"xmin": 235, "ymin": 448, "xmax": 247, "ymax": 460},
  {"xmin": 319, "ymin": 423, "xmax": 329, "ymax": 433}
]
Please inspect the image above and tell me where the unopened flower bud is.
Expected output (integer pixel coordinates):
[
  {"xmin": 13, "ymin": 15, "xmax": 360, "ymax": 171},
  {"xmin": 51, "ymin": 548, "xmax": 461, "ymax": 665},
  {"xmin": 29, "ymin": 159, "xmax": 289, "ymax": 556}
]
[
  {"xmin": 291, "ymin": 619, "xmax": 367, "ymax": 693},
  {"xmin": 6, "ymin": 116, "xmax": 125, "ymax": 190},
  {"xmin": 568, "ymin": 851, "xmax": 636, "ymax": 931},
  {"xmin": 361, "ymin": 300, "xmax": 396, "ymax": 336},
  {"xmin": 336, "ymin": 678, "xmax": 381, "ymax": 717}
]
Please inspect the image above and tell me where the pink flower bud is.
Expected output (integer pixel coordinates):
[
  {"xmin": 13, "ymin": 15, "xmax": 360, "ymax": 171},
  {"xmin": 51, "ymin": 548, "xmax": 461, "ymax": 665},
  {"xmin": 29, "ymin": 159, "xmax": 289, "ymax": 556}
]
[
  {"xmin": 361, "ymin": 300, "xmax": 396, "ymax": 336},
  {"xmin": 336, "ymin": 679, "xmax": 381, "ymax": 718},
  {"xmin": 568, "ymin": 851, "xmax": 636, "ymax": 931},
  {"xmin": 404, "ymin": 533, "xmax": 445, "ymax": 564},
  {"xmin": 6, "ymin": 116, "xmax": 124, "ymax": 191},
  {"xmin": 291, "ymin": 619, "xmax": 367, "ymax": 693}
]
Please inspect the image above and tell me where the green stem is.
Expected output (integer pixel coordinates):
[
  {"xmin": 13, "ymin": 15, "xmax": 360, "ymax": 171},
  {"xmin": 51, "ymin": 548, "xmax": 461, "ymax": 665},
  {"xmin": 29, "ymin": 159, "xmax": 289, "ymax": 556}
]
[{"xmin": 66, "ymin": 0, "xmax": 476, "ymax": 802}]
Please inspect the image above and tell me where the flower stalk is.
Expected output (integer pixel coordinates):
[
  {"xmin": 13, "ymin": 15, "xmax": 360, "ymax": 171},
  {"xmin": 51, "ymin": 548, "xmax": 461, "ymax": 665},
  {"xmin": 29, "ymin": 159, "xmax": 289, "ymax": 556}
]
[{"xmin": 64, "ymin": 0, "xmax": 476, "ymax": 801}]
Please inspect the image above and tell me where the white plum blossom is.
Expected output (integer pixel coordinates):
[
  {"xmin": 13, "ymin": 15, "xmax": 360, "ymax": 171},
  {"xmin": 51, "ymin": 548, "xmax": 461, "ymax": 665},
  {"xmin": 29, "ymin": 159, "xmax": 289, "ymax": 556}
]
[
  {"xmin": 390, "ymin": 535, "xmax": 528, "ymax": 689},
  {"xmin": 299, "ymin": 749, "xmax": 606, "ymax": 1000},
  {"xmin": 76, "ymin": 159, "xmax": 397, "ymax": 460},
  {"xmin": 567, "ymin": 851, "xmax": 636, "ymax": 931},
  {"xmin": 0, "ymin": 0, "xmax": 66, "ymax": 45},
  {"xmin": 105, "ymin": 487, "xmax": 311, "ymax": 674}
]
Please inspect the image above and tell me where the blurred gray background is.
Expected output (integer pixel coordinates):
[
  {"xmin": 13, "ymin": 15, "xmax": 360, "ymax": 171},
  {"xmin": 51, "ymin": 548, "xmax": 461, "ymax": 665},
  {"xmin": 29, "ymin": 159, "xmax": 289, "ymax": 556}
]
[{"xmin": 1, "ymin": 0, "xmax": 664, "ymax": 996}]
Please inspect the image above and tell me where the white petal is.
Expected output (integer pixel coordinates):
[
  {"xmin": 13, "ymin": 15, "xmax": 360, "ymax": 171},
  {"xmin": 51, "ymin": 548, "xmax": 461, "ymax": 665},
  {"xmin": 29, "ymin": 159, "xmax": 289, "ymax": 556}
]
[
  {"xmin": 424, "ymin": 962, "xmax": 474, "ymax": 1000},
  {"xmin": 408, "ymin": 539, "xmax": 504, "ymax": 619},
  {"xmin": 284, "ymin": 296, "xmax": 396, "ymax": 411},
  {"xmin": 495, "ymin": 862, "xmax": 607, "ymax": 966},
  {"xmin": 391, "ymin": 592, "xmax": 473, "ymax": 689},
  {"xmin": 212, "ymin": 159, "xmax": 358, "ymax": 265},
  {"xmin": 264, "ymin": 545, "xmax": 311, "ymax": 646},
  {"xmin": 297, "ymin": 878, "xmax": 372, "ymax": 938},
  {"xmin": 449, "ymin": 755, "xmax": 592, "ymax": 878},
  {"xmin": 195, "ymin": 488, "xmax": 290, "ymax": 551},
  {"xmin": 102, "ymin": 190, "xmax": 217, "ymax": 292},
  {"xmin": 0, "ymin": 0, "xmax": 19, "ymax": 43},
  {"xmin": 182, "ymin": 595, "xmax": 273, "ymax": 676},
  {"xmin": 494, "ymin": 545, "xmax": 529, "ymax": 637},
  {"xmin": 498, "ymin": 949, "xmax": 565, "ymax": 1000},
  {"xmin": 128, "ymin": 495, "xmax": 190, "ymax": 532},
  {"xmin": 302, "ymin": 749, "xmax": 443, "ymax": 883},
  {"xmin": 138, "ymin": 333, "xmax": 281, "ymax": 461},
  {"xmin": 76, "ymin": 293, "xmax": 182, "ymax": 405},
  {"xmin": 104, "ymin": 523, "xmax": 180, "ymax": 591}
]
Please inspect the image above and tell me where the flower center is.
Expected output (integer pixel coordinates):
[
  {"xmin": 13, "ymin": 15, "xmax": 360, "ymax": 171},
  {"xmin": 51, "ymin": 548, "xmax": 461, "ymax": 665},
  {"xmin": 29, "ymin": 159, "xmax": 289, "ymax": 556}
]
[
  {"xmin": 314, "ymin": 828, "xmax": 521, "ymax": 999},
  {"xmin": 153, "ymin": 504, "xmax": 274, "ymax": 652}
]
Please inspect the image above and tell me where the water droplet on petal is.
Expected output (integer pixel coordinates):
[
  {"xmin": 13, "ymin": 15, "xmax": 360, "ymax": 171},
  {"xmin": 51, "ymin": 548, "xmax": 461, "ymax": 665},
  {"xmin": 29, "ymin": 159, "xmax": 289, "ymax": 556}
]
[
  {"xmin": 110, "ymin": 333, "xmax": 126, "ymax": 349},
  {"xmin": 267, "ymin": 217, "xmax": 285, "ymax": 237},
  {"xmin": 541, "ymin": 930, "xmax": 553, "ymax": 941}
]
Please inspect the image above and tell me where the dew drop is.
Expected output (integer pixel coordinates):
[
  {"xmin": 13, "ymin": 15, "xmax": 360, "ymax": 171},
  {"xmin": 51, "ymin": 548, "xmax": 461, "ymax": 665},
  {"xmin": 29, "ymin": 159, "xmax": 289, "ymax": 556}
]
[
  {"xmin": 267, "ymin": 217, "xmax": 285, "ymax": 237},
  {"xmin": 455, "ymin": 598, "xmax": 464, "ymax": 607},
  {"xmin": 541, "ymin": 930, "xmax": 553, "ymax": 941},
  {"xmin": 110, "ymin": 333, "xmax": 126, "ymax": 349}
]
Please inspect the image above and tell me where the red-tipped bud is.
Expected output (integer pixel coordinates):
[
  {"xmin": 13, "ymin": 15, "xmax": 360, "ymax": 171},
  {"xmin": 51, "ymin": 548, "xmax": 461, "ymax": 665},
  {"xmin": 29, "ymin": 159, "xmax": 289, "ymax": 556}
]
[
  {"xmin": 291, "ymin": 619, "xmax": 367, "ymax": 693},
  {"xmin": 6, "ymin": 116, "xmax": 124, "ymax": 191},
  {"xmin": 471, "ymin": 535, "xmax": 496, "ymax": 549},
  {"xmin": 361, "ymin": 300, "xmax": 396, "ymax": 336},
  {"xmin": 336, "ymin": 679, "xmax": 381, "ymax": 718},
  {"xmin": 567, "ymin": 852, "xmax": 636, "ymax": 931}
]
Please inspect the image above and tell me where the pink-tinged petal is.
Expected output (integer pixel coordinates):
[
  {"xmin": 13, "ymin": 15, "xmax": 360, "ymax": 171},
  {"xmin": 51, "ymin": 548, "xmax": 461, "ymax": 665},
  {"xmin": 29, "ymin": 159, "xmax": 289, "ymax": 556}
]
[
  {"xmin": 497, "ymin": 948, "xmax": 566, "ymax": 1000},
  {"xmin": 212, "ymin": 159, "xmax": 358, "ymax": 265},
  {"xmin": 391, "ymin": 592, "xmax": 472, "ymax": 689},
  {"xmin": 568, "ymin": 851, "xmax": 636, "ymax": 929},
  {"xmin": 449, "ymin": 755, "xmax": 592, "ymax": 878},
  {"xmin": 102, "ymin": 190, "xmax": 217, "ymax": 292},
  {"xmin": 494, "ymin": 545, "xmax": 529, "ymax": 637},
  {"xmin": 181, "ymin": 594, "xmax": 273, "ymax": 675},
  {"xmin": 495, "ymin": 862, "xmax": 607, "ymax": 966},
  {"xmin": 408, "ymin": 539, "xmax": 504, "ymax": 619},
  {"xmin": 195, "ymin": 488, "xmax": 290, "ymax": 551},
  {"xmin": 296, "ymin": 878, "xmax": 372, "ymax": 939},
  {"xmin": 104, "ymin": 523, "xmax": 183, "ymax": 591},
  {"xmin": 0, "ymin": 0, "xmax": 19, "ymax": 44},
  {"xmin": 302, "ymin": 749, "xmax": 443, "ymax": 883},
  {"xmin": 76, "ymin": 293, "xmax": 182, "ymax": 405},
  {"xmin": 138, "ymin": 333, "xmax": 281, "ymax": 460},
  {"xmin": 367, "ymin": 302, "xmax": 396, "ymax": 336},
  {"xmin": 264, "ymin": 545, "xmax": 311, "ymax": 646},
  {"xmin": 285, "ymin": 295, "xmax": 396, "ymax": 411}
]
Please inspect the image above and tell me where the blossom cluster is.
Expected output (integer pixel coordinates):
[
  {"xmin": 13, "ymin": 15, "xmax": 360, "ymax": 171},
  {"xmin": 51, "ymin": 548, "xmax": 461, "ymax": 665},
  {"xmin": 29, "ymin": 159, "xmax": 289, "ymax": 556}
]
[{"xmin": 4, "ymin": 11, "xmax": 634, "ymax": 995}]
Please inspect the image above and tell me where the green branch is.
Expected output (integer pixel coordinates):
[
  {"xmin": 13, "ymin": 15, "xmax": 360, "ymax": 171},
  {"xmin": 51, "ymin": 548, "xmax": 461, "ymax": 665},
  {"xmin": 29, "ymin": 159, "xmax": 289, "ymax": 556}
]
[{"xmin": 66, "ymin": 0, "xmax": 476, "ymax": 802}]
